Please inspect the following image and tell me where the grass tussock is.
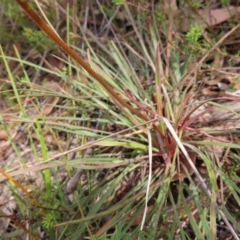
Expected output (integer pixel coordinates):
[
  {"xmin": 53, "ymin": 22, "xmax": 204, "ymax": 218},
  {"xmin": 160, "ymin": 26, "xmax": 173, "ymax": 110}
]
[{"xmin": 1, "ymin": 0, "xmax": 240, "ymax": 239}]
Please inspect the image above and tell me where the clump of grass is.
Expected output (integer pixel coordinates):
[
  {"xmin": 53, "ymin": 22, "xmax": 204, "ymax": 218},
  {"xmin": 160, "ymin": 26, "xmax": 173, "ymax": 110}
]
[{"xmin": 1, "ymin": 0, "xmax": 240, "ymax": 239}]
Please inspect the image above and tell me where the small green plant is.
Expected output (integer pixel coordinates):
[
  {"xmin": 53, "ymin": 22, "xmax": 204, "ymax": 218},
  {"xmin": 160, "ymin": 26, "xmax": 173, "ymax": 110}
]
[
  {"xmin": 155, "ymin": 10, "xmax": 166, "ymax": 25},
  {"xmin": 111, "ymin": 0, "xmax": 123, "ymax": 5},
  {"xmin": 179, "ymin": 0, "xmax": 202, "ymax": 9},
  {"xmin": 221, "ymin": 0, "xmax": 231, "ymax": 7},
  {"xmin": 42, "ymin": 211, "xmax": 60, "ymax": 229},
  {"xmin": 22, "ymin": 27, "xmax": 54, "ymax": 50},
  {"xmin": 185, "ymin": 25, "xmax": 203, "ymax": 45},
  {"xmin": 22, "ymin": 28, "xmax": 45, "ymax": 43},
  {"xmin": 184, "ymin": 24, "xmax": 206, "ymax": 55}
]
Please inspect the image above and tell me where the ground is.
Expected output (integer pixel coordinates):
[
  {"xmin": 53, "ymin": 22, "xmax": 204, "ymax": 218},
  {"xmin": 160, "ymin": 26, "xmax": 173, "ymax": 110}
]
[{"xmin": 1, "ymin": 1, "xmax": 240, "ymax": 239}]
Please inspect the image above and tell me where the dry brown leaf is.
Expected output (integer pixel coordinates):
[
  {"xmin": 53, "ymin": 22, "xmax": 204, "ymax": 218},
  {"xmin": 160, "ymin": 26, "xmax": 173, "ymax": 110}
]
[
  {"xmin": 94, "ymin": 216, "xmax": 113, "ymax": 237},
  {"xmin": 44, "ymin": 55, "xmax": 65, "ymax": 71},
  {"xmin": 0, "ymin": 130, "xmax": 8, "ymax": 141},
  {"xmin": 200, "ymin": 6, "xmax": 240, "ymax": 27},
  {"xmin": 172, "ymin": 147, "xmax": 197, "ymax": 181},
  {"xmin": 127, "ymin": 206, "xmax": 153, "ymax": 226},
  {"xmin": 181, "ymin": 6, "xmax": 240, "ymax": 32},
  {"xmin": 42, "ymin": 96, "xmax": 60, "ymax": 116}
]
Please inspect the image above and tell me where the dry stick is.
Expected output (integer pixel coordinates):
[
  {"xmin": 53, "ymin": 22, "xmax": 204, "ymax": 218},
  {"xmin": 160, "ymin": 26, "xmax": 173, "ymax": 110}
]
[
  {"xmin": 64, "ymin": 117, "xmax": 102, "ymax": 195},
  {"xmin": 15, "ymin": 0, "xmax": 165, "ymax": 149}
]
